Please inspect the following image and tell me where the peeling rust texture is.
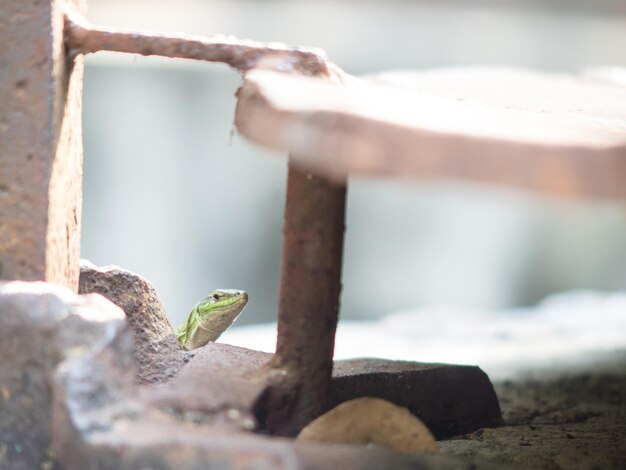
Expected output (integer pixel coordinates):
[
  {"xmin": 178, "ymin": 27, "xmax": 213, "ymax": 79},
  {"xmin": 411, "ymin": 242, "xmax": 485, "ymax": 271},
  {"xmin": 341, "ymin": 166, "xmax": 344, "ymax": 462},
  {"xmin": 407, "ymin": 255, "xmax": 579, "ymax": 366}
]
[
  {"xmin": 64, "ymin": 10, "xmax": 337, "ymax": 78},
  {"xmin": 267, "ymin": 162, "xmax": 347, "ymax": 436},
  {"xmin": 0, "ymin": 0, "xmax": 85, "ymax": 290}
]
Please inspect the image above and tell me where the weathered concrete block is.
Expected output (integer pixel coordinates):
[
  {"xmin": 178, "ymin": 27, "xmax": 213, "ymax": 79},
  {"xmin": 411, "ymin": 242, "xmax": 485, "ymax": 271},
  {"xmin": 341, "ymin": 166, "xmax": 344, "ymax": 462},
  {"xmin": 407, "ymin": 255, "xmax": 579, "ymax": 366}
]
[
  {"xmin": 78, "ymin": 260, "xmax": 186, "ymax": 383},
  {"xmin": 0, "ymin": 281, "xmax": 127, "ymax": 470},
  {"xmin": 52, "ymin": 339, "xmax": 492, "ymax": 470},
  {"xmin": 0, "ymin": 0, "xmax": 86, "ymax": 290},
  {"xmin": 330, "ymin": 359, "xmax": 503, "ymax": 439}
]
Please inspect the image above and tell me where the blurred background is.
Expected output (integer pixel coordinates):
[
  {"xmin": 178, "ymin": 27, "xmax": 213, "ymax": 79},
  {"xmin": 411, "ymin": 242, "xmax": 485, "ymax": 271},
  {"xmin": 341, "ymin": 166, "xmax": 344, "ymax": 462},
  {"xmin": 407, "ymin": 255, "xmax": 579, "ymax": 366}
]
[{"xmin": 81, "ymin": 0, "xmax": 626, "ymax": 339}]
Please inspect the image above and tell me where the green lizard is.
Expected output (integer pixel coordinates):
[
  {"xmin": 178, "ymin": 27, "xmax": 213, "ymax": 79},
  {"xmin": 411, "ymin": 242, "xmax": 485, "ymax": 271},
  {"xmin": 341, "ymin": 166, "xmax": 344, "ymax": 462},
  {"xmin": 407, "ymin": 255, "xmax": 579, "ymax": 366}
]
[{"xmin": 175, "ymin": 289, "xmax": 248, "ymax": 350}]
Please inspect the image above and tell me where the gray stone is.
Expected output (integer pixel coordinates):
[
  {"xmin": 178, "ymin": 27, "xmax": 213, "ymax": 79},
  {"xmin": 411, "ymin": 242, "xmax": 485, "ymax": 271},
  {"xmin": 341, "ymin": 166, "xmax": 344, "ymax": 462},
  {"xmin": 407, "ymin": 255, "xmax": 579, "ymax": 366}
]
[
  {"xmin": 0, "ymin": 281, "xmax": 127, "ymax": 470},
  {"xmin": 78, "ymin": 260, "xmax": 186, "ymax": 383}
]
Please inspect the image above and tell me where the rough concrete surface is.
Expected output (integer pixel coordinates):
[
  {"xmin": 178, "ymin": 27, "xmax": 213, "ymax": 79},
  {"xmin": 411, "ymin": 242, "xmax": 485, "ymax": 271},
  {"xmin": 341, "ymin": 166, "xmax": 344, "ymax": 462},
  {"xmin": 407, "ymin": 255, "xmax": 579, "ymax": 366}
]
[
  {"xmin": 78, "ymin": 260, "xmax": 186, "ymax": 383},
  {"xmin": 0, "ymin": 281, "xmax": 127, "ymax": 470},
  {"xmin": 441, "ymin": 358, "xmax": 626, "ymax": 469}
]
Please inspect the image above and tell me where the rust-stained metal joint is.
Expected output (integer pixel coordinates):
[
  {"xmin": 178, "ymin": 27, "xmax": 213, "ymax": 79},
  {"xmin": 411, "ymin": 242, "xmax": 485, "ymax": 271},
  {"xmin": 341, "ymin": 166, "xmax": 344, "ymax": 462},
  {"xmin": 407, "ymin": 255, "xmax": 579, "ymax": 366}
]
[{"xmin": 63, "ymin": 7, "xmax": 339, "ymax": 77}]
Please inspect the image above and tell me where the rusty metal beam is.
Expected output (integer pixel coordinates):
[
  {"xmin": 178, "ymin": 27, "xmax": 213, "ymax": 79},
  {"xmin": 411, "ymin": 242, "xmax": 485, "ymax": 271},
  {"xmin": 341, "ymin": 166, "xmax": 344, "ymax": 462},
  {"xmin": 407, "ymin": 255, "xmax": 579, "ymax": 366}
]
[
  {"xmin": 0, "ymin": 0, "xmax": 86, "ymax": 290},
  {"xmin": 64, "ymin": 10, "xmax": 334, "ymax": 77},
  {"xmin": 264, "ymin": 162, "xmax": 347, "ymax": 436}
]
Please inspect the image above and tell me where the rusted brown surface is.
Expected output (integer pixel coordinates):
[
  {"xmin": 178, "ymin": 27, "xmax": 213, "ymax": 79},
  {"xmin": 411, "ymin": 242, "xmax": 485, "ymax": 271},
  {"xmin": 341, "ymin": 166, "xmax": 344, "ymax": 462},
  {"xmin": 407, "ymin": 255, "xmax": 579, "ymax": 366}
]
[
  {"xmin": 263, "ymin": 163, "xmax": 347, "ymax": 436},
  {"xmin": 234, "ymin": 69, "xmax": 626, "ymax": 200},
  {"xmin": 64, "ymin": 10, "xmax": 339, "ymax": 78},
  {"xmin": 0, "ymin": 0, "xmax": 86, "ymax": 290}
]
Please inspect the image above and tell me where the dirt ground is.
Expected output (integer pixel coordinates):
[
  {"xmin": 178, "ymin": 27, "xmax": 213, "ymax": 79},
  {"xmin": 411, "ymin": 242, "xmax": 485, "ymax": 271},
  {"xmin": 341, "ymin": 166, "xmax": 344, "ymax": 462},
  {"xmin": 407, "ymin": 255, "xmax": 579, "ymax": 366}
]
[{"xmin": 440, "ymin": 351, "xmax": 626, "ymax": 469}]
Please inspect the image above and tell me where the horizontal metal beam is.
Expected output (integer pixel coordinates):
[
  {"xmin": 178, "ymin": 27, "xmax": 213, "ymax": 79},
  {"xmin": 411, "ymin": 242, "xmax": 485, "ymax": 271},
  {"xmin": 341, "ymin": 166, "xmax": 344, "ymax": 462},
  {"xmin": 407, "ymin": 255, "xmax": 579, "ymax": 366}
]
[{"xmin": 64, "ymin": 9, "xmax": 338, "ymax": 77}]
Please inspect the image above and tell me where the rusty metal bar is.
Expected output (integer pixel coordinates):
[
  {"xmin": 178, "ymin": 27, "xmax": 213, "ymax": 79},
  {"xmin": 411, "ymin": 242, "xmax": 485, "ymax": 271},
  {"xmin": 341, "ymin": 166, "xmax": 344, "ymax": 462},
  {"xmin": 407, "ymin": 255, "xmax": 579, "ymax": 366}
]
[
  {"xmin": 265, "ymin": 162, "xmax": 347, "ymax": 435},
  {"xmin": 64, "ymin": 10, "xmax": 333, "ymax": 77}
]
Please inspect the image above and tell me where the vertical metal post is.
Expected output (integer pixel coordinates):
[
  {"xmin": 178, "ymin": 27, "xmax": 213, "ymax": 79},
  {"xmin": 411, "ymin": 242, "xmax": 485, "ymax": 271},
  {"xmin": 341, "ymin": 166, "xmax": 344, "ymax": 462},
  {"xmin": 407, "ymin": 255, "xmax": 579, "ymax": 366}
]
[
  {"xmin": 0, "ymin": 0, "xmax": 85, "ymax": 290},
  {"xmin": 267, "ymin": 161, "xmax": 347, "ymax": 435}
]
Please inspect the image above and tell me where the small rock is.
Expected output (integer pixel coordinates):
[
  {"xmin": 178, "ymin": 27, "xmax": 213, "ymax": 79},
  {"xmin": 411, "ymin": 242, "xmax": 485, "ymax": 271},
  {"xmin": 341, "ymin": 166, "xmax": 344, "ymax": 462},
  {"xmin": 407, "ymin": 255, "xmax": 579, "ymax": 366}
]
[
  {"xmin": 78, "ymin": 260, "xmax": 186, "ymax": 383},
  {"xmin": 298, "ymin": 397, "xmax": 439, "ymax": 454}
]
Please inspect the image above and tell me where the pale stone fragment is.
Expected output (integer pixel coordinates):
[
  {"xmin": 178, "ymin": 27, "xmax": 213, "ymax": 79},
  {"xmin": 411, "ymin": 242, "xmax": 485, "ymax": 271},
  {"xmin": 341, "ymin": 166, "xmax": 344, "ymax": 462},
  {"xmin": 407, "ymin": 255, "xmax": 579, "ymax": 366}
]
[{"xmin": 298, "ymin": 397, "xmax": 439, "ymax": 454}]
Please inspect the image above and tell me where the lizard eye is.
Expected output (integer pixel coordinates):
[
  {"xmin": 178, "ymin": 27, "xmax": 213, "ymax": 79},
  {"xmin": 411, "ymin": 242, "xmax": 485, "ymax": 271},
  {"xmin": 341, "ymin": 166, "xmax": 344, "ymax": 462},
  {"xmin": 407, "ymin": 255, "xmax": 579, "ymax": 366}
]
[{"xmin": 212, "ymin": 293, "xmax": 220, "ymax": 301}]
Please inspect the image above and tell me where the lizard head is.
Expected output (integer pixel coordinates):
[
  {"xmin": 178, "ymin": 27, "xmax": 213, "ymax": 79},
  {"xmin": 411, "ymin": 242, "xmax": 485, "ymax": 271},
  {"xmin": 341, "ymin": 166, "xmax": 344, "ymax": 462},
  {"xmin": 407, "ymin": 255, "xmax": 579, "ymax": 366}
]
[
  {"xmin": 196, "ymin": 288, "xmax": 249, "ymax": 324},
  {"xmin": 176, "ymin": 289, "xmax": 249, "ymax": 350}
]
